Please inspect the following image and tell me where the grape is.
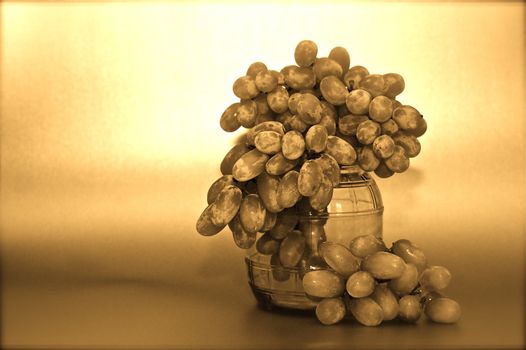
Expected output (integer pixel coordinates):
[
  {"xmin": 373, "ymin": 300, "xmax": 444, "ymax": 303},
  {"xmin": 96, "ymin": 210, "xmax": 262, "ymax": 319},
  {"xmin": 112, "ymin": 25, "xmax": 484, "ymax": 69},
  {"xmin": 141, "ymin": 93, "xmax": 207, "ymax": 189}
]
[
  {"xmin": 392, "ymin": 132, "xmax": 421, "ymax": 158},
  {"xmin": 233, "ymin": 76, "xmax": 259, "ymax": 100},
  {"xmin": 256, "ymin": 232, "xmax": 280, "ymax": 255},
  {"xmin": 349, "ymin": 298, "xmax": 383, "ymax": 326},
  {"xmin": 424, "ymin": 297, "xmax": 461, "ymax": 324},
  {"xmin": 316, "ymin": 297, "xmax": 347, "ymax": 325},
  {"xmin": 246, "ymin": 121, "xmax": 285, "ymax": 146},
  {"xmin": 372, "ymin": 134, "xmax": 395, "ymax": 159},
  {"xmin": 254, "ymin": 130, "xmax": 282, "ymax": 155},
  {"xmin": 356, "ymin": 120, "xmax": 381, "ymax": 145},
  {"xmin": 371, "ymin": 284, "xmax": 399, "ymax": 321},
  {"xmin": 207, "ymin": 175, "xmax": 236, "ymax": 204},
  {"xmin": 385, "ymin": 145, "xmax": 410, "ymax": 173},
  {"xmin": 287, "ymin": 115, "xmax": 307, "ymax": 133},
  {"xmin": 282, "ymin": 130, "xmax": 306, "ymax": 160},
  {"xmin": 297, "ymin": 93, "xmax": 323, "ymax": 124},
  {"xmin": 294, "ymin": 40, "xmax": 318, "ymax": 67},
  {"xmin": 246, "ymin": 62, "xmax": 268, "ymax": 78},
  {"xmin": 345, "ymin": 89, "xmax": 372, "ymax": 115},
  {"xmin": 257, "ymin": 171, "xmax": 283, "ymax": 213},
  {"xmin": 255, "ymin": 70, "xmax": 278, "ymax": 93},
  {"xmin": 407, "ymin": 116, "xmax": 427, "ymax": 138},
  {"xmin": 284, "ymin": 66, "xmax": 316, "ymax": 90},
  {"xmin": 380, "ymin": 119, "xmax": 399, "ymax": 136},
  {"xmin": 392, "ymin": 105, "xmax": 422, "ymax": 131},
  {"xmin": 239, "ymin": 194, "xmax": 266, "ymax": 234},
  {"xmin": 328, "ymin": 46, "xmax": 351, "ymax": 73},
  {"xmin": 357, "ymin": 146, "xmax": 380, "ymax": 172},
  {"xmin": 260, "ymin": 210, "xmax": 277, "ymax": 232},
  {"xmin": 309, "ymin": 174, "xmax": 333, "ymax": 211},
  {"xmin": 315, "ymin": 153, "xmax": 340, "ymax": 187},
  {"xmin": 346, "ymin": 271, "xmax": 376, "ymax": 298},
  {"xmin": 303, "ymin": 270, "xmax": 345, "ymax": 298},
  {"xmin": 271, "ymin": 253, "xmax": 290, "ymax": 282},
  {"xmin": 219, "ymin": 102, "xmax": 241, "ymax": 132},
  {"xmin": 209, "ymin": 185, "xmax": 243, "ymax": 226},
  {"xmin": 232, "ymin": 149, "xmax": 269, "ymax": 182},
  {"xmin": 349, "ymin": 235, "xmax": 386, "ymax": 258},
  {"xmin": 318, "ymin": 114, "xmax": 337, "ymax": 136},
  {"xmin": 343, "ymin": 65, "xmax": 369, "ymax": 89},
  {"xmin": 320, "ymin": 100, "xmax": 338, "ymax": 120},
  {"xmin": 236, "ymin": 100, "xmax": 258, "ymax": 128},
  {"xmin": 305, "ymin": 125, "xmax": 328, "ymax": 153},
  {"xmin": 383, "ymin": 73, "xmax": 405, "ymax": 98},
  {"xmin": 388, "ymin": 263, "xmax": 419, "ymax": 296},
  {"xmin": 390, "ymin": 98, "xmax": 402, "ymax": 110},
  {"xmin": 269, "ymin": 70, "xmax": 285, "ymax": 85},
  {"xmin": 267, "ymin": 86, "xmax": 289, "ymax": 114},
  {"xmin": 277, "ymin": 170, "xmax": 302, "ymax": 208},
  {"xmin": 419, "ymin": 266, "xmax": 452, "ymax": 291},
  {"xmin": 313, "ymin": 57, "xmax": 343, "ymax": 82},
  {"xmin": 298, "ymin": 160, "xmax": 323, "ymax": 196},
  {"xmin": 398, "ymin": 295, "xmax": 422, "ymax": 323},
  {"xmin": 325, "ymin": 136, "xmax": 357, "ymax": 165},
  {"xmin": 320, "ymin": 242, "xmax": 360, "ymax": 277},
  {"xmin": 269, "ymin": 208, "xmax": 298, "ymax": 239},
  {"xmin": 287, "ymin": 92, "xmax": 302, "ymax": 114},
  {"xmin": 362, "ymin": 251, "xmax": 406, "ymax": 280},
  {"xmin": 279, "ymin": 230, "xmax": 306, "ymax": 268},
  {"xmin": 338, "ymin": 114, "xmax": 369, "ymax": 136},
  {"xmin": 320, "ymin": 76, "xmax": 349, "ymax": 106},
  {"xmin": 196, "ymin": 204, "xmax": 225, "ymax": 236},
  {"xmin": 374, "ymin": 161, "xmax": 394, "ymax": 178},
  {"xmin": 229, "ymin": 214, "xmax": 257, "ymax": 249},
  {"xmin": 358, "ymin": 74, "xmax": 386, "ymax": 97},
  {"xmin": 265, "ymin": 152, "xmax": 298, "ymax": 176},
  {"xmin": 253, "ymin": 94, "xmax": 272, "ymax": 118},
  {"xmin": 369, "ymin": 96, "xmax": 394, "ymax": 123}
]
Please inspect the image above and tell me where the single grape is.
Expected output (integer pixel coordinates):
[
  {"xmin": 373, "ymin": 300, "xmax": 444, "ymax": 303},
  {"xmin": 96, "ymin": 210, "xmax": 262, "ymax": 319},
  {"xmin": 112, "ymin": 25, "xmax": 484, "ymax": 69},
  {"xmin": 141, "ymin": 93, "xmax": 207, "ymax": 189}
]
[
  {"xmin": 358, "ymin": 145, "xmax": 381, "ymax": 172},
  {"xmin": 328, "ymin": 46, "xmax": 351, "ymax": 72},
  {"xmin": 320, "ymin": 76, "xmax": 349, "ymax": 106},
  {"xmin": 313, "ymin": 57, "xmax": 343, "ymax": 82},
  {"xmin": 282, "ymin": 130, "xmax": 306, "ymax": 160},
  {"xmin": 298, "ymin": 160, "xmax": 323, "ymax": 197},
  {"xmin": 320, "ymin": 242, "xmax": 360, "ymax": 277},
  {"xmin": 374, "ymin": 161, "xmax": 394, "ymax": 178},
  {"xmin": 392, "ymin": 105, "xmax": 422, "ymax": 131},
  {"xmin": 346, "ymin": 271, "xmax": 376, "ymax": 298},
  {"xmin": 372, "ymin": 134, "xmax": 395, "ymax": 159},
  {"xmin": 424, "ymin": 297, "xmax": 461, "ymax": 324},
  {"xmin": 315, "ymin": 153, "xmax": 341, "ymax": 187},
  {"xmin": 392, "ymin": 132, "xmax": 421, "ymax": 158},
  {"xmin": 371, "ymin": 284, "xmax": 399, "ymax": 321},
  {"xmin": 318, "ymin": 114, "xmax": 337, "ymax": 136},
  {"xmin": 256, "ymin": 232, "xmax": 280, "ymax": 255},
  {"xmin": 398, "ymin": 295, "xmax": 422, "ymax": 323},
  {"xmin": 219, "ymin": 102, "xmax": 241, "ymax": 132},
  {"xmin": 196, "ymin": 204, "xmax": 226, "ymax": 236},
  {"xmin": 279, "ymin": 230, "xmax": 306, "ymax": 268},
  {"xmin": 297, "ymin": 93, "xmax": 323, "ymax": 125},
  {"xmin": 309, "ymin": 174, "xmax": 333, "ymax": 211},
  {"xmin": 254, "ymin": 130, "xmax": 282, "ymax": 155},
  {"xmin": 257, "ymin": 171, "xmax": 283, "ymax": 213},
  {"xmin": 343, "ymin": 65, "xmax": 369, "ymax": 89},
  {"xmin": 316, "ymin": 297, "xmax": 347, "ymax": 325},
  {"xmin": 209, "ymin": 185, "xmax": 243, "ymax": 226},
  {"xmin": 383, "ymin": 73, "xmax": 405, "ymax": 98},
  {"xmin": 356, "ymin": 120, "xmax": 381, "ymax": 145},
  {"xmin": 325, "ymin": 136, "xmax": 357, "ymax": 165},
  {"xmin": 246, "ymin": 121, "xmax": 285, "ymax": 146},
  {"xmin": 236, "ymin": 99, "xmax": 258, "ymax": 128},
  {"xmin": 345, "ymin": 89, "xmax": 372, "ymax": 115},
  {"xmin": 303, "ymin": 270, "xmax": 345, "ymax": 298},
  {"xmin": 267, "ymin": 86, "xmax": 289, "ymax": 114},
  {"xmin": 362, "ymin": 251, "xmax": 406, "ymax": 280},
  {"xmin": 349, "ymin": 298, "xmax": 383, "ymax": 326},
  {"xmin": 305, "ymin": 125, "xmax": 328, "ymax": 153},
  {"xmin": 358, "ymin": 74, "xmax": 386, "ymax": 97},
  {"xmin": 385, "ymin": 145, "xmax": 410, "ymax": 173},
  {"xmin": 232, "ymin": 149, "xmax": 269, "ymax": 182},
  {"xmin": 294, "ymin": 40, "xmax": 318, "ymax": 67},
  {"xmin": 277, "ymin": 170, "xmax": 302, "ymax": 208},
  {"xmin": 419, "ymin": 266, "xmax": 452, "ymax": 291},
  {"xmin": 349, "ymin": 234, "xmax": 386, "ymax": 258},
  {"xmin": 388, "ymin": 263, "xmax": 419, "ymax": 296},
  {"xmin": 369, "ymin": 96, "xmax": 394, "ymax": 123},
  {"xmin": 284, "ymin": 66, "xmax": 317, "ymax": 90},
  {"xmin": 246, "ymin": 62, "xmax": 268, "ymax": 78},
  {"xmin": 239, "ymin": 194, "xmax": 266, "ymax": 234},
  {"xmin": 229, "ymin": 214, "xmax": 257, "ymax": 249},
  {"xmin": 233, "ymin": 75, "xmax": 259, "ymax": 100},
  {"xmin": 380, "ymin": 119, "xmax": 399, "ymax": 136},
  {"xmin": 255, "ymin": 70, "xmax": 278, "ymax": 93}
]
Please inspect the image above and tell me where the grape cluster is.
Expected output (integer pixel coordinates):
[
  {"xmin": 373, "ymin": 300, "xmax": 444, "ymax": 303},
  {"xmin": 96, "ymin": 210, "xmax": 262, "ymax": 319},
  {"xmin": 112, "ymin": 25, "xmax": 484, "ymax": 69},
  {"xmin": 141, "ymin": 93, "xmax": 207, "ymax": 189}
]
[
  {"xmin": 303, "ymin": 236, "xmax": 461, "ymax": 326},
  {"xmin": 197, "ymin": 40, "xmax": 427, "ymax": 241}
]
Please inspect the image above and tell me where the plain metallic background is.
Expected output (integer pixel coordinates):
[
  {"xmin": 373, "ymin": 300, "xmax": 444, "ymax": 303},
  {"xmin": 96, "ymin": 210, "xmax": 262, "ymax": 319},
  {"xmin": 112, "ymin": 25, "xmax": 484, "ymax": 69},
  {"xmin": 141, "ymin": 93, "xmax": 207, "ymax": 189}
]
[{"xmin": 1, "ymin": 1, "xmax": 524, "ymax": 348}]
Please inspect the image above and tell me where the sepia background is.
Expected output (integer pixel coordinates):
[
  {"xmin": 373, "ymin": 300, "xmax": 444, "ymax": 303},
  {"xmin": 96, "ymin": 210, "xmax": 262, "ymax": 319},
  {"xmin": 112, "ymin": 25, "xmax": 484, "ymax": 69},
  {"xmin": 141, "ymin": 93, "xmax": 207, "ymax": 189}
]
[{"xmin": 1, "ymin": 1, "xmax": 524, "ymax": 349}]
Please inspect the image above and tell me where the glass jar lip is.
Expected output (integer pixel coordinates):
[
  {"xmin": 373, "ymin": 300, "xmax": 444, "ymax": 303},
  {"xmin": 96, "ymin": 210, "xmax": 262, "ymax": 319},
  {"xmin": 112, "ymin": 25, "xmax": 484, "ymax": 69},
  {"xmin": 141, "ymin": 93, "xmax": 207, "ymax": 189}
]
[{"xmin": 339, "ymin": 165, "xmax": 367, "ymax": 176}]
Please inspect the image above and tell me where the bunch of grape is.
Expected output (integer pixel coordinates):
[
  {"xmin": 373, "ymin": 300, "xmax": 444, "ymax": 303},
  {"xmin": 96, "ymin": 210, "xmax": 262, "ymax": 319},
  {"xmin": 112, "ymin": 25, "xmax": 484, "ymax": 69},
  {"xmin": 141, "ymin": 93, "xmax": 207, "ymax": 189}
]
[
  {"xmin": 197, "ymin": 40, "xmax": 427, "ymax": 241},
  {"xmin": 303, "ymin": 236, "xmax": 461, "ymax": 326}
]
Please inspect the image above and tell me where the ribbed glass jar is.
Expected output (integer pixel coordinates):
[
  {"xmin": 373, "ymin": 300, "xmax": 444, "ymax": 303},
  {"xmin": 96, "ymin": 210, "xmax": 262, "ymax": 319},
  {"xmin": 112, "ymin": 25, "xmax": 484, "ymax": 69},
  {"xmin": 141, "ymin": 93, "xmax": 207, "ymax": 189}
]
[{"xmin": 245, "ymin": 167, "xmax": 383, "ymax": 310}]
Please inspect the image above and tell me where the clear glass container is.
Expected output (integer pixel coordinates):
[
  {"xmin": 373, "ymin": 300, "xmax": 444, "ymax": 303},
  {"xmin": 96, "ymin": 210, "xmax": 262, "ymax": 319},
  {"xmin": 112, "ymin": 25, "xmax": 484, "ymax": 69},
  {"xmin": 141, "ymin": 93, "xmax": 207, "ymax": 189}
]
[{"xmin": 245, "ymin": 166, "xmax": 383, "ymax": 310}]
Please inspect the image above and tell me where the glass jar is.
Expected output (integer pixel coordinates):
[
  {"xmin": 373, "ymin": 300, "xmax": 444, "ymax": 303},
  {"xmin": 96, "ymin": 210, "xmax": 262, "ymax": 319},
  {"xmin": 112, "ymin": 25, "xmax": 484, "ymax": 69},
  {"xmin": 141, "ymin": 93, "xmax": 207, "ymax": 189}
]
[{"xmin": 245, "ymin": 166, "xmax": 383, "ymax": 310}]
